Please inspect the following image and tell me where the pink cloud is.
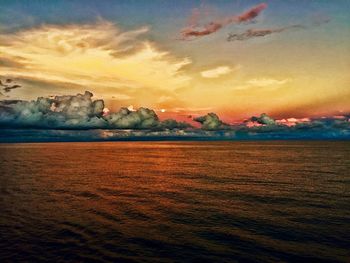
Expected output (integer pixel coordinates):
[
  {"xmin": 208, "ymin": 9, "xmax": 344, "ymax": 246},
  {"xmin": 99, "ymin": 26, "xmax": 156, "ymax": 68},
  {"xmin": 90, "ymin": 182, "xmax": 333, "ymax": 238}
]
[
  {"xmin": 232, "ymin": 3, "xmax": 267, "ymax": 23},
  {"xmin": 246, "ymin": 121, "xmax": 264, "ymax": 128},
  {"xmin": 276, "ymin": 117, "xmax": 311, "ymax": 126},
  {"xmin": 180, "ymin": 3, "xmax": 267, "ymax": 40}
]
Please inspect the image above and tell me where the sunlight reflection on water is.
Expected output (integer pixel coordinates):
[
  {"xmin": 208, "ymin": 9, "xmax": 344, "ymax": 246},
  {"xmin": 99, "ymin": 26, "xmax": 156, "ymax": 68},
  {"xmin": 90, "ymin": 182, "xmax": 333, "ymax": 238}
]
[{"xmin": 0, "ymin": 141, "xmax": 349, "ymax": 262}]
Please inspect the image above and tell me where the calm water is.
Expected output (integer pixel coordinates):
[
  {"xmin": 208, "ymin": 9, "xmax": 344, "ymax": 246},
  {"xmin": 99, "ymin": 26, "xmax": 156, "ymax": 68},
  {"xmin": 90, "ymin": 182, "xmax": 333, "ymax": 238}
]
[{"xmin": 0, "ymin": 141, "xmax": 349, "ymax": 262}]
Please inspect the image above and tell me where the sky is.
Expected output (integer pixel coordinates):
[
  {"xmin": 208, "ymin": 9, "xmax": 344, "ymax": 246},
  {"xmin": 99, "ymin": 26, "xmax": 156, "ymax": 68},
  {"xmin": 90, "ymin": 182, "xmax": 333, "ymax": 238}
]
[{"xmin": 0, "ymin": 0, "xmax": 349, "ymax": 141}]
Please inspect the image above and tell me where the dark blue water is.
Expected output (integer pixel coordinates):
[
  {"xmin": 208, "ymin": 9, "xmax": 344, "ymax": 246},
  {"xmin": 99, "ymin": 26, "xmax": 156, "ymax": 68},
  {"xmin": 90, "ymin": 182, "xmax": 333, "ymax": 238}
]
[{"xmin": 0, "ymin": 141, "xmax": 349, "ymax": 262}]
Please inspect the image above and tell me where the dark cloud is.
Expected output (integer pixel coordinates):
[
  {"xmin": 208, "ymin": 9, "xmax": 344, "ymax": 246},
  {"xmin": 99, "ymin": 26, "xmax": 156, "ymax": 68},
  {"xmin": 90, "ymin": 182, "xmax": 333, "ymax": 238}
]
[
  {"xmin": 0, "ymin": 90, "xmax": 348, "ymax": 140},
  {"xmin": 237, "ymin": 116, "xmax": 350, "ymax": 139},
  {"xmin": 160, "ymin": 119, "xmax": 192, "ymax": 130},
  {"xmin": 3, "ymin": 84, "xmax": 21, "ymax": 93},
  {"xmin": 0, "ymin": 91, "xmax": 106, "ymax": 129},
  {"xmin": 227, "ymin": 15, "xmax": 330, "ymax": 42},
  {"xmin": 227, "ymin": 25, "xmax": 303, "ymax": 41},
  {"xmin": 0, "ymin": 128, "xmax": 237, "ymax": 143},
  {"xmin": 0, "ymin": 91, "xmax": 192, "ymax": 130},
  {"xmin": 180, "ymin": 21, "xmax": 224, "ymax": 40},
  {"xmin": 104, "ymin": 107, "xmax": 192, "ymax": 130},
  {"xmin": 250, "ymin": 113, "xmax": 276, "ymax": 125},
  {"xmin": 310, "ymin": 13, "xmax": 331, "ymax": 26},
  {"xmin": 194, "ymin": 113, "xmax": 230, "ymax": 130},
  {"xmin": 105, "ymin": 107, "xmax": 159, "ymax": 129},
  {"xmin": 0, "ymin": 78, "xmax": 22, "ymax": 93},
  {"xmin": 180, "ymin": 3, "xmax": 267, "ymax": 40},
  {"xmin": 1, "ymin": 115, "xmax": 349, "ymax": 142}
]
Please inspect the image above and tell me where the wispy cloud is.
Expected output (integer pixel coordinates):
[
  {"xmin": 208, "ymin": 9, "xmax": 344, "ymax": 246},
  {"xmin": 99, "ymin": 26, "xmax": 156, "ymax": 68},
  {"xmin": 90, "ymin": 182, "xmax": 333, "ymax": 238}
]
[
  {"xmin": 233, "ymin": 3, "xmax": 268, "ymax": 23},
  {"xmin": 227, "ymin": 14, "xmax": 330, "ymax": 42},
  {"xmin": 246, "ymin": 78, "xmax": 290, "ymax": 87},
  {"xmin": 227, "ymin": 25, "xmax": 304, "ymax": 41},
  {"xmin": 233, "ymin": 78, "xmax": 290, "ymax": 90},
  {"xmin": 200, "ymin": 66, "xmax": 233, "ymax": 78},
  {"xmin": 180, "ymin": 3, "xmax": 267, "ymax": 40},
  {"xmin": 0, "ymin": 20, "xmax": 192, "ymax": 98}
]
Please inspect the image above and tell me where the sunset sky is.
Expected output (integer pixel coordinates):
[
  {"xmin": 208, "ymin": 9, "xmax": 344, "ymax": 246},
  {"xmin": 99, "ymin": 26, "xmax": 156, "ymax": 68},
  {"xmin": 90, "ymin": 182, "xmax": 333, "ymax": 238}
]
[{"xmin": 0, "ymin": 0, "xmax": 349, "ymax": 124}]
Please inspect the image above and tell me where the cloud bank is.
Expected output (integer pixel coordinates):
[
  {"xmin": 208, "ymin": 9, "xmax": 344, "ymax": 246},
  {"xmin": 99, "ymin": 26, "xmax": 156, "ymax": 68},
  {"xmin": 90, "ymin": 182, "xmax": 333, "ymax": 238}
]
[
  {"xmin": 0, "ymin": 91, "xmax": 349, "ymax": 141},
  {"xmin": 0, "ymin": 91, "xmax": 191, "ymax": 130},
  {"xmin": 239, "ymin": 115, "xmax": 350, "ymax": 140}
]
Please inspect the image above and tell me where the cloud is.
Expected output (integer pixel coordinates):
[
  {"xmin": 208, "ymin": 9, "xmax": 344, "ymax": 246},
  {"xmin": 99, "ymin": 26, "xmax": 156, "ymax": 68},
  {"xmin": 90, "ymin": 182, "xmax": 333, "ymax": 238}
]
[
  {"xmin": 0, "ymin": 90, "xmax": 192, "ymax": 130},
  {"xmin": 276, "ymin": 117, "xmax": 311, "ymax": 126},
  {"xmin": 0, "ymin": 90, "xmax": 348, "ymax": 140},
  {"xmin": 233, "ymin": 78, "xmax": 290, "ymax": 90},
  {"xmin": 2, "ymin": 89, "xmax": 347, "ymax": 139},
  {"xmin": 309, "ymin": 13, "xmax": 331, "ymax": 27},
  {"xmin": 200, "ymin": 66, "xmax": 232, "ymax": 78},
  {"xmin": 0, "ymin": 20, "xmax": 191, "ymax": 98},
  {"xmin": 0, "ymin": 89, "xmax": 348, "ymax": 141},
  {"xmin": 105, "ymin": 107, "xmax": 159, "ymax": 129},
  {"xmin": 180, "ymin": 3, "xmax": 267, "ymax": 40},
  {"xmin": 246, "ymin": 78, "xmax": 290, "ymax": 87},
  {"xmin": 3, "ymin": 85, "xmax": 21, "ymax": 93},
  {"xmin": 1, "ymin": 115, "xmax": 348, "ymax": 142},
  {"xmin": 160, "ymin": 119, "xmax": 192, "ymax": 130},
  {"xmin": 0, "ymin": 56, "xmax": 27, "ymax": 68},
  {"xmin": 0, "ymin": 128, "xmax": 238, "ymax": 142},
  {"xmin": 193, "ymin": 113, "xmax": 230, "ymax": 130},
  {"xmin": 0, "ymin": 78, "xmax": 22, "ymax": 93},
  {"xmin": 238, "ymin": 115, "xmax": 350, "ymax": 139},
  {"xmin": 227, "ymin": 15, "xmax": 329, "ymax": 42},
  {"xmin": 227, "ymin": 25, "xmax": 304, "ymax": 41},
  {"xmin": 249, "ymin": 113, "xmax": 276, "ymax": 125},
  {"xmin": 0, "ymin": 91, "xmax": 107, "ymax": 129},
  {"xmin": 233, "ymin": 3, "xmax": 268, "ymax": 23},
  {"xmin": 105, "ymin": 107, "xmax": 192, "ymax": 130}
]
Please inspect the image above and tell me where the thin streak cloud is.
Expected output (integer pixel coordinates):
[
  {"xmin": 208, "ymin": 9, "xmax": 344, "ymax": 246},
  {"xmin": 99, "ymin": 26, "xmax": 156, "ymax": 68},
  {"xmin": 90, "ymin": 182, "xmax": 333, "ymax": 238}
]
[
  {"xmin": 227, "ymin": 25, "xmax": 304, "ymax": 41},
  {"xmin": 200, "ymin": 66, "xmax": 232, "ymax": 78},
  {"xmin": 227, "ymin": 15, "xmax": 330, "ymax": 42},
  {"xmin": 180, "ymin": 3, "xmax": 267, "ymax": 40}
]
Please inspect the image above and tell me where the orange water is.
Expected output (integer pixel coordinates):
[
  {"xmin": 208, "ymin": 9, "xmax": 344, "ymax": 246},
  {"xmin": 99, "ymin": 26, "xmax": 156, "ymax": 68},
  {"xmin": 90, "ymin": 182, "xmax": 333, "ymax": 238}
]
[{"xmin": 1, "ymin": 141, "xmax": 349, "ymax": 262}]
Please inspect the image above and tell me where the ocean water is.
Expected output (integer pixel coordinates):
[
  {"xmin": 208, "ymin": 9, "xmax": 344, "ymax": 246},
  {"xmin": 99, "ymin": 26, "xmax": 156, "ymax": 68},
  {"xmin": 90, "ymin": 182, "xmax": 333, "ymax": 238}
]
[{"xmin": 0, "ymin": 141, "xmax": 349, "ymax": 262}]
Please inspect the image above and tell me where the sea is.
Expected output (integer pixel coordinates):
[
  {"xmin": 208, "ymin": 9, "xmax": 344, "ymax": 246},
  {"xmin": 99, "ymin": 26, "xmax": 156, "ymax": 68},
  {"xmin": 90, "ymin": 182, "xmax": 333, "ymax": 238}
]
[{"xmin": 0, "ymin": 141, "xmax": 349, "ymax": 262}]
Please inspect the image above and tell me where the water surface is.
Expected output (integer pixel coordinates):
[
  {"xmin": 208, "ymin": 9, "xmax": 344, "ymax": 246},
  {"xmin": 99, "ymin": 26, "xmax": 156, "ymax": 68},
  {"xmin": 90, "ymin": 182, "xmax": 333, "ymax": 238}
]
[{"xmin": 0, "ymin": 141, "xmax": 349, "ymax": 262}]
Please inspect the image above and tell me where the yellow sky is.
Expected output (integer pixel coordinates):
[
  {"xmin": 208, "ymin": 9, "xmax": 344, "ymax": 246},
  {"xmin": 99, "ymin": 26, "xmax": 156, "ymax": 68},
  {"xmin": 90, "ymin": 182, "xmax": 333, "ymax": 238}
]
[{"xmin": 0, "ymin": 20, "xmax": 349, "ymax": 120}]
